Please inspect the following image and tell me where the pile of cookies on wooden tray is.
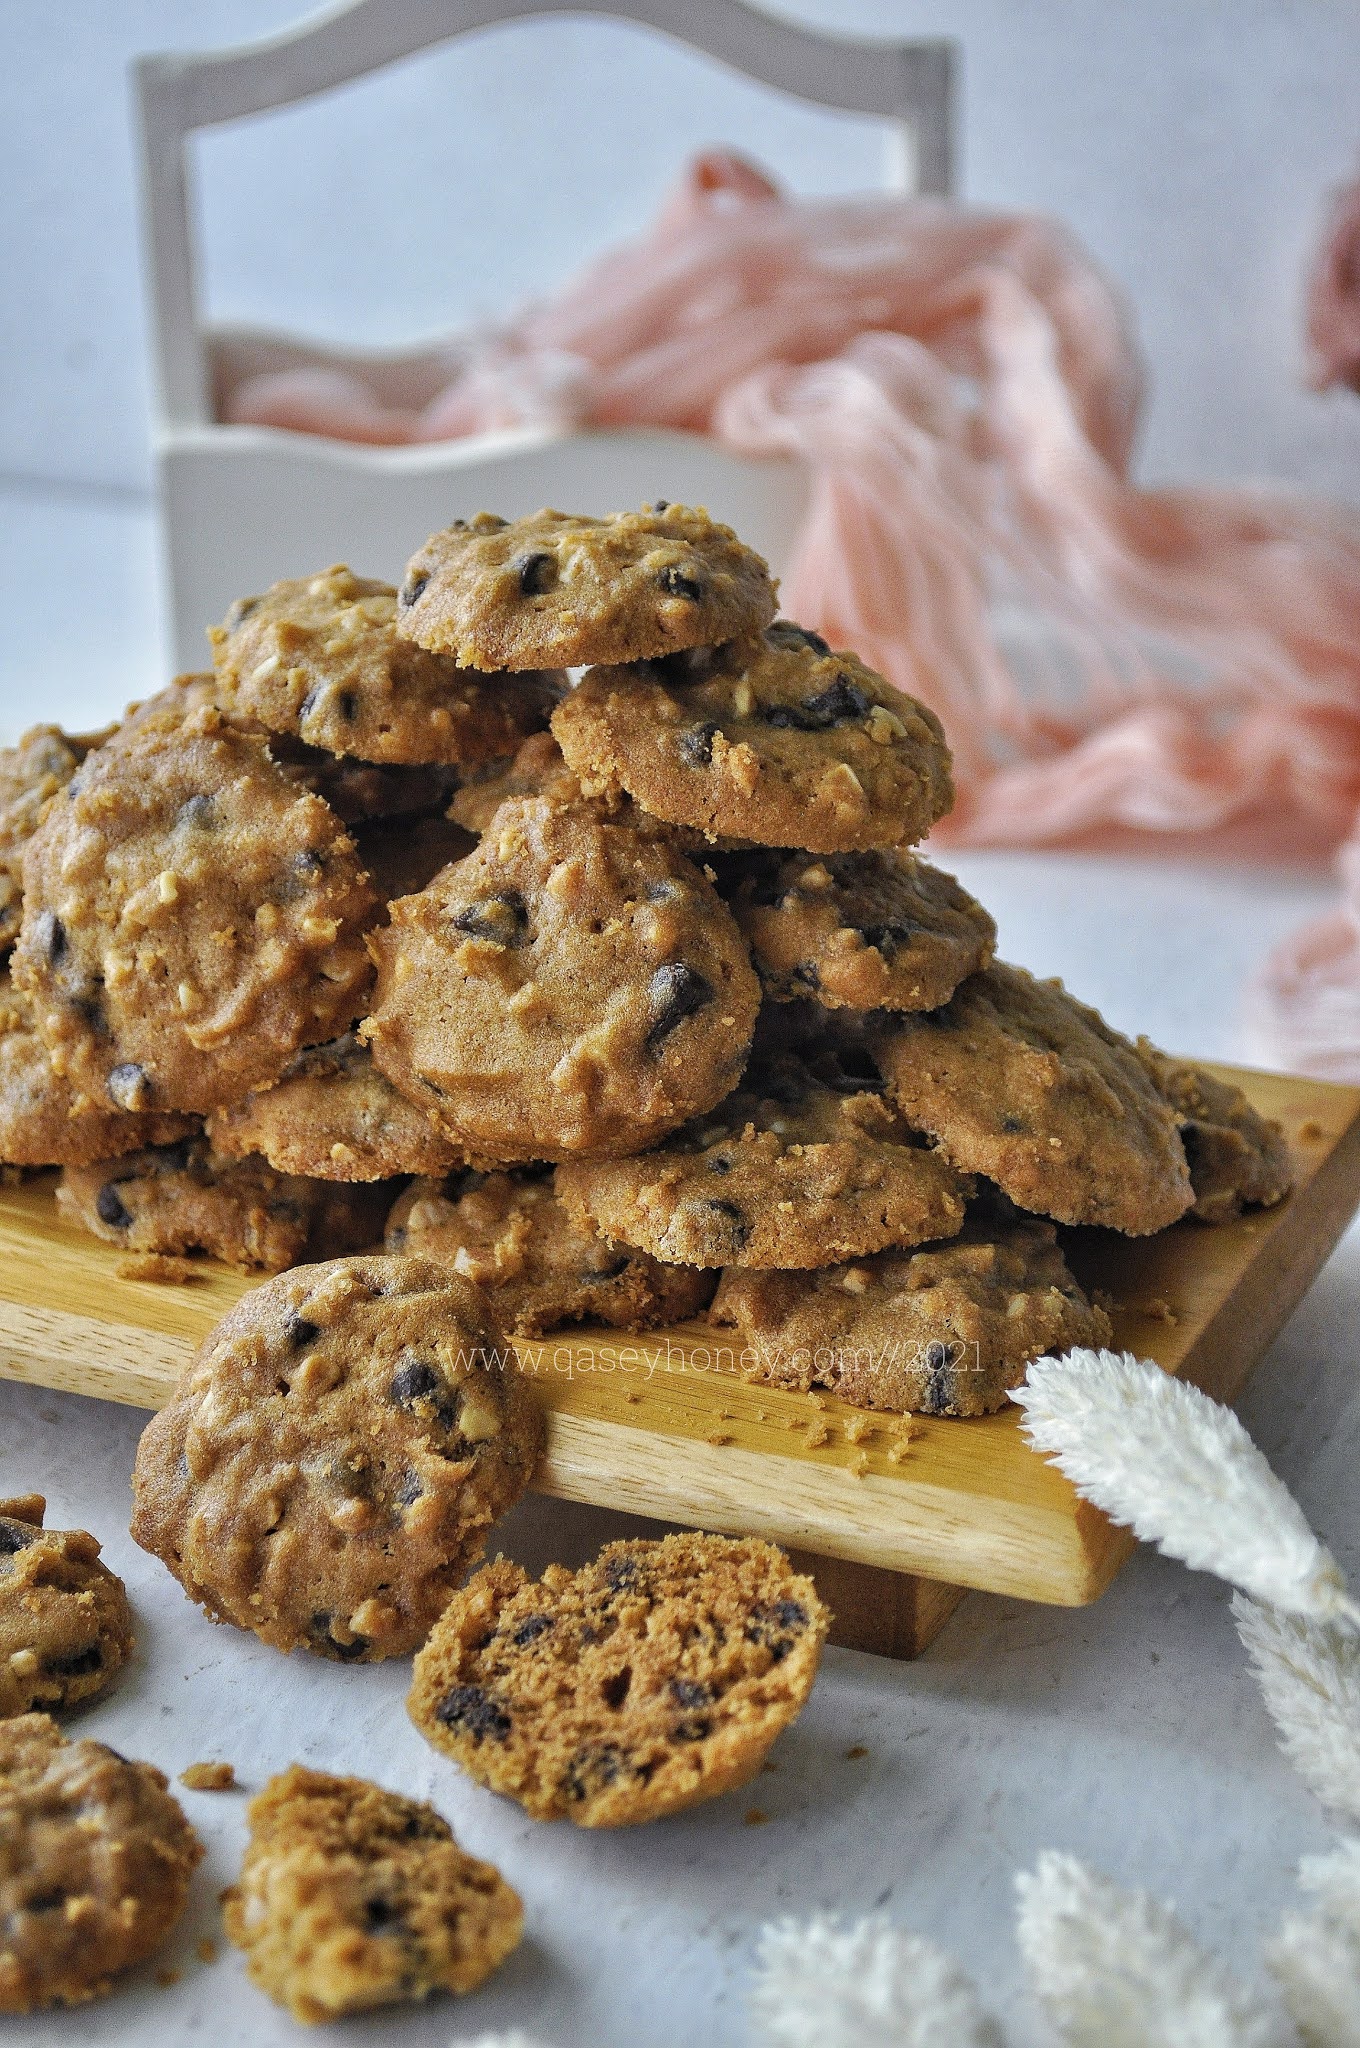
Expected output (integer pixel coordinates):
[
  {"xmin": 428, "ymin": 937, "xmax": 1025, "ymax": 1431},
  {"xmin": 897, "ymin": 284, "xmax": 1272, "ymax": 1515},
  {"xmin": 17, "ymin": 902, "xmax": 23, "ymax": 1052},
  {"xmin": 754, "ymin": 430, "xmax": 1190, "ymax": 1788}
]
[
  {"xmin": 0, "ymin": 501, "xmax": 1292, "ymax": 1414},
  {"xmin": 0, "ymin": 502, "xmax": 1298, "ymax": 2021}
]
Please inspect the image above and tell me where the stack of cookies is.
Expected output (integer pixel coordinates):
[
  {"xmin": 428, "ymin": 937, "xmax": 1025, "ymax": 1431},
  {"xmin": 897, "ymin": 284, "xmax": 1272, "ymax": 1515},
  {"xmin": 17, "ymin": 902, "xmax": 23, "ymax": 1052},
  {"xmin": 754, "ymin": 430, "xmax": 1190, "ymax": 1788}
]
[{"xmin": 0, "ymin": 504, "xmax": 1291, "ymax": 1415}]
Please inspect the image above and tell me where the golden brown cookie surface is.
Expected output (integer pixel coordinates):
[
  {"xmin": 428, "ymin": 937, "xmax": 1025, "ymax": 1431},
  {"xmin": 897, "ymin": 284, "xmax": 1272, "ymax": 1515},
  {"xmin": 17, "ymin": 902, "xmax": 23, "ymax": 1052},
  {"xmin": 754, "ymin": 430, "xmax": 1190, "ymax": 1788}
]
[
  {"xmin": 211, "ymin": 565, "xmax": 562, "ymax": 765},
  {"xmin": 408, "ymin": 1533, "xmax": 827, "ymax": 1826},
  {"xmin": 365, "ymin": 797, "xmax": 760, "ymax": 1161},
  {"xmin": 386, "ymin": 1166, "xmax": 715, "ymax": 1336},
  {"xmin": 58, "ymin": 1134, "xmax": 390, "ymax": 1271},
  {"xmin": 223, "ymin": 1764, "xmax": 522, "ymax": 2022},
  {"xmin": 0, "ymin": 1714, "xmax": 202, "ymax": 2012},
  {"xmin": 131, "ymin": 1253, "xmax": 542, "ymax": 1660},
  {"xmin": 0, "ymin": 1499, "xmax": 134, "ymax": 1720},
  {"xmin": 0, "ymin": 972, "xmax": 195, "ymax": 1167},
  {"xmin": 0, "ymin": 726, "xmax": 103, "ymax": 953},
  {"xmin": 397, "ymin": 505, "xmax": 777, "ymax": 671},
  {"xmin": 209, "ymin": 1033, "xmax": 465, "ymax": 1183},
  {"xmin": 13, "ymin": 706, "xmax": 376, "ymax": 1117},
  {"xmin": 722, "ymin": 847, "xmax": 995, "ymax": 1010},
  {"xmin": 557, "ymin": 1047, "xmax": 970, "ymax": 1269},
  {"xmin": 871, "ymin": 963, "xmax": 1194, "ymax": 1234},
  {"xmin": 711, "ymin": 1214, "xmax": 1113, "ymax": 1416}
]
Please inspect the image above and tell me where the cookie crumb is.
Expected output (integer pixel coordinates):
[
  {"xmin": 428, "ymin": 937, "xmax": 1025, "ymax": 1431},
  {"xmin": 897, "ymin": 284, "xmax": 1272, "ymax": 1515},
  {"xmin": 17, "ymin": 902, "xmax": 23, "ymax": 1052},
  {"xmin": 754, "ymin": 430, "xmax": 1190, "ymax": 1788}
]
[
  {"xmin": 849, "ymin": 1451, "xmax": 870, "ymax": 1478},
  {"xmin": 622, "ymin": 1389, "xmax": 641, "ymax": 1404},
  {"xmin": 705, "ymin": 1431, "xmax": 733, "ymax": 1447},
  {"xmin": 803, "ymin": 1420, "xmax": 830, "ymax": 1448},
  {"xmin": 845, "ymin": 1744, "xmax": 869, "ymax": 1760},
  {"xmin": 843, "ymin": 1413, "xmax": 875, "ymax": 1443},
  {"xmin": 197, "ymin": 1937, "xmax": 218, "ymax": 1965},
  {"xmin": 180, "ymin": 1761, "xmax": 237, "ymax": 1792},
  {"xmin": 118, "ymin": 1252, "xmax": 200, "ymax": 1285},
  {"xmin": 743, "ymin": 1806, "xmax": 770, "ymax": 1826},
  {"xmin": 1142, "ymin": 1297, "xmax": 1179, "ymax": 1324}
]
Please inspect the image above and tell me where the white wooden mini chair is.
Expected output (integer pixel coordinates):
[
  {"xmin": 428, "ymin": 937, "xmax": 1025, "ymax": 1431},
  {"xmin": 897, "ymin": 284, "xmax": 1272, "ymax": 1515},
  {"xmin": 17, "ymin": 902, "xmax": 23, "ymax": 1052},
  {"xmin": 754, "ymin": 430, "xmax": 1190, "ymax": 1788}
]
[{"xmin": 136, "ymin": 0, "xmax": 956, "ymax": 668}]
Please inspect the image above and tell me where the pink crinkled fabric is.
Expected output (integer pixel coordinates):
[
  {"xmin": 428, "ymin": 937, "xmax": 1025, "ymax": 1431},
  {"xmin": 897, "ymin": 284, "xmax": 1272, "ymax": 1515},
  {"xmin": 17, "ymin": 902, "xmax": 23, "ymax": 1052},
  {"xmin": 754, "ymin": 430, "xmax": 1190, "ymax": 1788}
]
[{"xmin": 225, "ymin": 152, "xmax": 1360, "ymax": 1077}]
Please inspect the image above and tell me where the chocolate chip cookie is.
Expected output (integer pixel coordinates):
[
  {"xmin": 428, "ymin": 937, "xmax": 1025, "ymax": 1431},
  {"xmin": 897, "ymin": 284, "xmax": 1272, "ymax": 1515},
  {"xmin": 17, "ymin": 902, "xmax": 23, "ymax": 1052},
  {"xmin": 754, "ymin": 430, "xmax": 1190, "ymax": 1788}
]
[
  {"xmin": 223, "ymin": 1765, "xmax": 522, "ymax": 2022},
  {"xmin": 58, "ymin": 1134, "xmax": 391, "ymax": 1271},
  {"xmin": 871, "ymin": 963, "xmax": 1194, "ymax": 1234},
  {"xmin": 556, "ymin": 1047, "xmax": 970, "ymax": 1269},
  {"xmin": 13, "ymin": 705, "xmax": 377, "ymax": 1117},
  {"xmin": 722, "ymin": 847, "xmax": 995, "ymax": 1010},
  {"xmin": 408, "ymin": 1532, "xmax": 827, "ymax": 1826},
  {"xmin": 553, "ymin": 625, "xmax": 953, "ymax": 852},
  {"xmin": 1135, "ymin": 1044, "xmax": 1293, "ymax": 1223},
  {"xmin": 0, "ymin": 725, "xmax": 107, "ymax": 953},
  {"xmin": 397, "ymin": 504, "xmax": 777, "ymax": 671},
  {"xmin": 210, "ymin": 1034, "xmax": 465, "ymax": 1182},
  {"xmin": 211, "ymin": 565, "xmax": 562, "ymax": 765},
  {"xmin": 0, "ymin": 972, "xmax": 194, "ymax": 1167},
  {"xmin": 131, "ymin": 1253, "xmax": 542, "ymax": 1660},
  {"xmin": 0, "ymin": 1713, "xmax": 202, "ymax": 2011},
  {"xmin": 0, "ymin": 1498, "xmax": 134, "ymax": 1719},
  {"xmin": 711, "ymin": 1214, "xmax": 1113, "ymax": 1416},
  {"xmin": 364, "ymin": 796, "xmax": 760, "ymax": 1161},
  {"xmin": 385, "ymin": 1166, "xmax": 715, "ymax": 1336}
]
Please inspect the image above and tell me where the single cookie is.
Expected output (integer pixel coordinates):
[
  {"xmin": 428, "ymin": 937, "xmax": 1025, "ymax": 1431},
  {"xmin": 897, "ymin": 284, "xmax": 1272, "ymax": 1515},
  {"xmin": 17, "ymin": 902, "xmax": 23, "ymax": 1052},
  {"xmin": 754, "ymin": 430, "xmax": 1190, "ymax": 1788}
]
[
  {"xmin": 711, "ymin": 1215, "xmax": 1113, "ymax": 1416},
  {"xmin": 0, "ymin": 1498, "xmax": 134, "ymax": 1719},
  {"xmin": 223, "ymin": 1764, "xmax": 522, "ymax": 2022},
  {"xmin": 0, "ymin": 726, "xmax": 108, "ymax": 953},
  {"xmin": 364, "ymin": 796, "xmax": 760, "ymax": 1161},
  {"xmin": 1135, "ymin": 1043, "xmax": 1293, "ymax": 1223},
  {"xmin": 721, "ymin": 847, "xmax": 995, "ymax": 1010},
  {"xmin": 408, "ymin": 1532, "xmax": 827, "ymax": 1826},
  {"xmin": 130, "ymin": 1253, "xmax": 543, "ymax": 1660},
  {"xmin": 397, "ymin": 504, "xmax": 777, "ymax": 671},
  {"xmin": 209, "ymin": 1034, "xmax": 465, "ymax": 1183},
  {"xmin": 58, "ymin": 1134, "xmax": 391, "ymax": 1272},
  {"xmin": 0, "ymin": 971, "xmax": 195, "ymax": 1167},
  {"xmin": 13, "ymin": 705, "xmax": 376, "ymax": 1117},
  {"xmin": 0, "ymin": 1713, "xmax": 202, "ymax": 2012},
  {"xmin": 211, "ymin": 565, "xmax": 562, "ymax": 765},
  {"xmin": 553, "ymin": 626, "xmax": 954, "ymax": 853},
  {"xmin": 870, "ymin": 963, "xmax": 1194, "ymax": 1234},
  {"xmin": 557, "ymin": 1047, "xmax": 970, "ymax": 1269},
  {"xmin": 354, "ymin": 813, "xmax": 477, "ymax": 910},
  {"xmin": 385, "ymin": 1166, "xmax": 716, "ymax": 1337}
]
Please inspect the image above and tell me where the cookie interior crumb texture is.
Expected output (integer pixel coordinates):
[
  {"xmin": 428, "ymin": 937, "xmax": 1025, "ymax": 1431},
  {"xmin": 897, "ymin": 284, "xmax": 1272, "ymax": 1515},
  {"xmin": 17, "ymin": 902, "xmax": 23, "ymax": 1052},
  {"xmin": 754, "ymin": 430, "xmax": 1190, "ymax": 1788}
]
[
  {"xmin": 408, "ymin": 1531, "xmax": 829, "ymax": 1826},
  {"xmin": 222, "ymin": 1764, "xmax": 522, "ymax": 2022},
  {"xmin": 0, "ymin": 1713, "xmax": 202, "ymax": 2012}
]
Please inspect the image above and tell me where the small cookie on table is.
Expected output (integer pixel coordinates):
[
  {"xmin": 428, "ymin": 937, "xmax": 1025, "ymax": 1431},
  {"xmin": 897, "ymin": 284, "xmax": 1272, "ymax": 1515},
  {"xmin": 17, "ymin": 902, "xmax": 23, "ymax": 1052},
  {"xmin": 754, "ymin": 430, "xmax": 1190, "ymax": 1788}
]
[{"xmin": 0, "ymin": 1497, "xmax": 134, "ymax": 1719}]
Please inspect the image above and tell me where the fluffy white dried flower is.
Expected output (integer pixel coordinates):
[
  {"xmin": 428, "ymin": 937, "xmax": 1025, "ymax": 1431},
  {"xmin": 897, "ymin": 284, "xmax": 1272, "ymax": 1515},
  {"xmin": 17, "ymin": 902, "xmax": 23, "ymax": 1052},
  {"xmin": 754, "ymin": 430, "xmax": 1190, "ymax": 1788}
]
[
  {"xmin": 750, "ymin": 1912, "xmax": 1002, "ymax": 2048},
  {"xmin": 1233, "ymin": 1596, "xmax": 1360, "ymax": 1822},
  {"xmin": 1014, "ymin": 1850, "xmax": 1284, "ymax": 2047},
  {"xmin": 1296, "ymin": 1838, "xmax": 1360, "ymax": 1928},
  {"xmin": 1014, "ymin": 1351, "xmax": 1360, "ymax": 1624},
  {"xmin": 1268, "ymin": 1909, "xmax": 1360, "ymax": 2045}
]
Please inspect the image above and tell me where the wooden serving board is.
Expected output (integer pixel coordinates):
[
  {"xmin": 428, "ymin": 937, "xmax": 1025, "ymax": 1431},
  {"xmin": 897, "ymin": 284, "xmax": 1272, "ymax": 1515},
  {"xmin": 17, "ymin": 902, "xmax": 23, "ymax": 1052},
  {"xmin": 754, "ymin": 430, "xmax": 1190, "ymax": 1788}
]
[{"xmin": 1, "ymin": 1063, "xmax": 1358, "ymax": 1661}]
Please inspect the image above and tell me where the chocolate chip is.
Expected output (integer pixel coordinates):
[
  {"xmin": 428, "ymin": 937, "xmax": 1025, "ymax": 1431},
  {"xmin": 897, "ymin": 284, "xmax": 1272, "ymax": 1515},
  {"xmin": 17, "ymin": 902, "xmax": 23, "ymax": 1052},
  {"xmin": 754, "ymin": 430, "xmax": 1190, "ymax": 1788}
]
[
  {"xmin": 999, "ymin": 1113, "xmax": 1026, "ymax": 1134},
  {"xmin": 746, "ymin": 1598, "xmax": 809, "ymax": 1662},
  {"xmin": 363, "ymin": 1896, "xmax": 402, "ymax": 1932},
  {"xmin": 804, "ymin": 676, "xmax": 872, "ymax": 725},
  {"xmin": 770, "ymin": 623, "xmax": 830, "ymax": 655},
  {"xmin": 399, "ymin": 573, "xmax": 428, "ymax": 608},
  {"xmin": 706, "ymin": 1154, "xmax": 732, "ymax": 1175},
  {"xmin": 293, "ymin": 849, "xmax": 324, "ymax": 878},
  {"xmin": 389, "ymin": 1357, "xmax": 441, "ymax": 1409},
  {"xmin": 644, "ymin": 963, "xmax": 713, "ymax": 1054},
  {"xmin": 32, "ymin": 911, "xmax": 66, "ymax": 965},
  {"xmin": 224, "ymin": 596, "xmax": 260, "ymax": 629},
  {"xmin": 95, "ymin": 1184, "xmax": 132, "ymax": 1229},
  {"xmin": 436, "ymin": 1684, "xmax": 511, "ymax": 1742},
  {"xmin": 395, "ymin": 1470, "xmax": 423, "ymax": 1507},
  {"xmin": 651, "ymin": 500, "xmax": 670, "ymax": 512},
  {"xmin": 0, "ymin": 1517, "xmax": 36, "ymax": 1556},
  {"xmin": 107, "ymin": 1063, "xmax": 151, "ymax": 1113},
  {"xmin": 704, "ymin": 1199, "xmax": 749, "ymax": 1254},
  {"xmin": 562, "ymin": 1741, "xmax": 626, "ymax": 1800},
  {"xmin": 658, "ymin": 565, "xmax": 704, "ymax": 602},
  {"xmin": 670, "ymin": 1678, "xmax": 712, "ymax": 1709},
  {"xmin": 310, "ymin": 1614, "xmax": 369, "ymax": 1662},
  {"xmin": 511, "ymin": 1613, "xmax": 554, "ymax": 1646},
  {"xmin": 602, "ymin": 1554, "xmax": 643, "ymax": 1595},
  {"xmin": 298, "ymin": 686, "xmax": 322, "ymax": 723},
  {"xmin": 860, "ymin": 920, "xmax": 914, "ymax": 960},
  {"xmin": 45, "ymin": 1643, "xmax": 101, "ymax": 1678},
  {"xmin": 515, "ymin": 550, "xmax": 556, "ymax": 596},
  {"xmin": 176, "ymin": 794, "xmax": 214, "ymax": 829},
  {"xmin": 679, "ymin": 722, "xmax": 720, "ymax": 767},
  {"xmin": 451, "ymin": 892, "xmax": 527, "ymax": 947},
  {"xmin": 283, "ymin": 1311, "xmax": 320, "ymax": 1351},
  {"xmin": 924, "ymin": 1340, "xmax": 950, "ymax": 1372}
]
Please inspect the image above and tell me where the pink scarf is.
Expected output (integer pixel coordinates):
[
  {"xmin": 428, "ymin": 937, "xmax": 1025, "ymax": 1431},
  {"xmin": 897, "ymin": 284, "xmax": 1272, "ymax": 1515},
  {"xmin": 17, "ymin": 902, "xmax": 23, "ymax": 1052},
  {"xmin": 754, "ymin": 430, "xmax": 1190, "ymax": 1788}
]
[{"xmin": 227, "ymin": 153, "xmax": 1360, "ymax": 1078}]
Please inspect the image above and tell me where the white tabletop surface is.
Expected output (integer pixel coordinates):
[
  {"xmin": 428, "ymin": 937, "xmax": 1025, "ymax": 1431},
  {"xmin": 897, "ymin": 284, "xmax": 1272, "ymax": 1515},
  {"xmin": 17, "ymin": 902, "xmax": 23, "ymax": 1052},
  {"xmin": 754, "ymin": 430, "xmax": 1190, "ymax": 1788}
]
[{"xmin": 1, "ymin": 478, "xmax": 1354, "ymax": 2047}]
